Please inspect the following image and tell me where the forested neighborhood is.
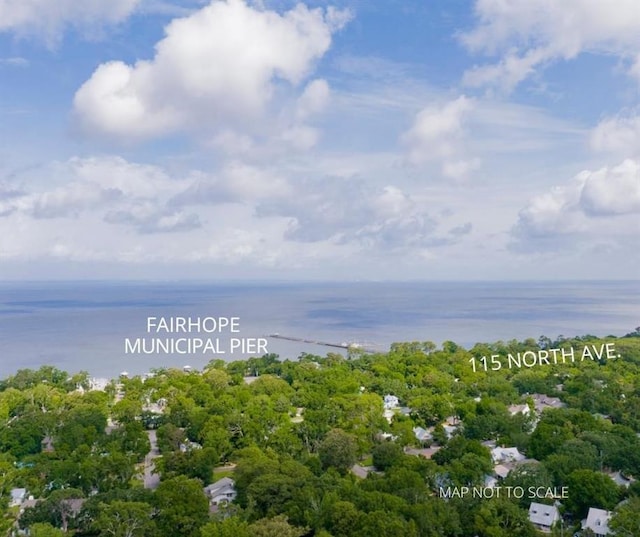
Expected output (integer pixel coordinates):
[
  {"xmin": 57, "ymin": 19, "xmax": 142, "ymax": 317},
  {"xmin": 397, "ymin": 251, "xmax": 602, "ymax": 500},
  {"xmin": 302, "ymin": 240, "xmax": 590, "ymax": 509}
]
[{"xmin": 1, "ymin": 331, "xmax": 640, "ymax": 536}]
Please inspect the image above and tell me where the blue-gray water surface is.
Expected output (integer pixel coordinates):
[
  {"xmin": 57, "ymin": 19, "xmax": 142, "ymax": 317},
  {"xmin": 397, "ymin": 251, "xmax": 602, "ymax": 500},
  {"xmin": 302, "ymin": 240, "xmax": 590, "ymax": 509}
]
[{"xmin": 0, "ymin": 281, "xmax": 638, "ymax": 378}]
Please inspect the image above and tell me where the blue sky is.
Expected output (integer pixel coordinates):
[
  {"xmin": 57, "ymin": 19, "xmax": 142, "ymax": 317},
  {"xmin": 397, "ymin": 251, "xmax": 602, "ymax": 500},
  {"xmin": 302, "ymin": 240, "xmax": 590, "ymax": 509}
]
[{"xmin": 0, "ymin": 0, "xmax": 638, "ymax": 280}]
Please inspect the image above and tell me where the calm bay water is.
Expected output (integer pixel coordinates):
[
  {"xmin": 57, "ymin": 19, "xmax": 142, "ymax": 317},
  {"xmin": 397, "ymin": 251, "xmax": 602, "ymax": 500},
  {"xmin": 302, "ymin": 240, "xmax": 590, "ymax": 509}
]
[{"xmin": 0, "ymin": 280, "xmax": 638, "ymax": 379}]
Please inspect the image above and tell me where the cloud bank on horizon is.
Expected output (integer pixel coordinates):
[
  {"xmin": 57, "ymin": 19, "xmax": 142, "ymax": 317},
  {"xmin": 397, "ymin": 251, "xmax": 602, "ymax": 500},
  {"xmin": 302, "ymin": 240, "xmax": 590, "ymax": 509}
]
[{"xmin": 0, "ymin": 0, "xmax": 638, "ymax": 280}]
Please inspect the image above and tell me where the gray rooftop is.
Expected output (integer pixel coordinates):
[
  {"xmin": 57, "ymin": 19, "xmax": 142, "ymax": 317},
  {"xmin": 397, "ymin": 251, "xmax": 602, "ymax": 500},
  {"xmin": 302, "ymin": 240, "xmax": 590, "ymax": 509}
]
[{"xmin": 528, "ymin": 502, "xmax": 559, "ymax": 527}]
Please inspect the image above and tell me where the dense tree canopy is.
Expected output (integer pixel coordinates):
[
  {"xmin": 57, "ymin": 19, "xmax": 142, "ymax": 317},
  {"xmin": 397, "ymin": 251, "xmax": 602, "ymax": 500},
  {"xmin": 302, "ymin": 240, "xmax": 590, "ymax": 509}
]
[{"xmin": 2, "ymin": 334, "xmax": 640, "ymax": 536}]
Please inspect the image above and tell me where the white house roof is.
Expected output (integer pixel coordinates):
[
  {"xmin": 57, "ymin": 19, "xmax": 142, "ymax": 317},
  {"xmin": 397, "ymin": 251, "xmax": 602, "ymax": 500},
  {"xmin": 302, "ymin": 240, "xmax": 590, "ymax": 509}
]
[
  {"xmin": 583, "ymin": 507, "xmax": 612, "ymax": 535},
  {"xmin": 491, "ymin": 446, "xmax": 525, "ymax": 464},
  {"xmin": 413, "ymin": 426, "xmax": 433, "ymax": 442},
  {"xmin": 383, "ymin": 395, "xmax": 400, "ymax": 409},
  {"xmin": 10, "ymin": 488, "xmax": 26, "ymax": 502},
  {"xmin": 89, "ymin": 377, "xmax": 109, "ymax": 391},
  {"xmin": 607, "ymin": 470, "xmax": 634, "ymax": 488},
  {"xmin": 443, "ymin": 425, "xmax": 459, "ymax": 438},
  {"xmin": 204, "ymin": 477, "xmax": 235, "ymax": 498},
  {"xmin": 508, "ymin": 404, "xmax": 529, "ymax": 415},
  {"xmin": 528, "ymin": 502, "xmax": 560, "ymax": 527}
]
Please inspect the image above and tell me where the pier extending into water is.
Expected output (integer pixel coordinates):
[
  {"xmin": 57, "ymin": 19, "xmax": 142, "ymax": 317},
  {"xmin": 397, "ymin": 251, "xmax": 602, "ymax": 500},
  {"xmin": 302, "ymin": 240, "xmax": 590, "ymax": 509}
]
[{"xmin": 268, "ymin": 334, "xmax": 377, "ymax": 354}]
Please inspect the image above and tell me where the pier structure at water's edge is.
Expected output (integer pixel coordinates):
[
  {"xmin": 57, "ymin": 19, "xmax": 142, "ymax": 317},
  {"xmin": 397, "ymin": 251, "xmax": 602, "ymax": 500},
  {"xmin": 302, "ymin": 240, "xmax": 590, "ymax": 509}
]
[{"xmin": 267, "ymin": 334, "xmax": 379, "ymax": 354}]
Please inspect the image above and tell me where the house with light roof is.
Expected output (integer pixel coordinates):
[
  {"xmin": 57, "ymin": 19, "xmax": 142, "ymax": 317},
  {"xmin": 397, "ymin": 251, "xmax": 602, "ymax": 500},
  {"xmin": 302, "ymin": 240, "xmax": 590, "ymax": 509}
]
[
  {"xmin": 383, "ymin": 395, "xmax": 400, "ymax": 410},
  {"xmin": 491, "ymin": 446, "xmax": 526, "ymax": 464},
  {"xmin": 10, "ymin": 488, "xmax": 26, "ymax": 507},
  {"xmin": 413, "ymin": 426, "xmax": 433, "ymax": 444},
  {"xmin": 204, "ymin": 477, "xmax": 237, "ymax": 508},
  {"xmin": 582, "ymin": 507, "xmax": 612, "ymax": 537},
  {"xmin": 508, "ymin": 403, "xmax": 530, "ymax": 416},
  {"xmin": 606, "ymin": 470, "xmax": 634, "ymax": 488},
  {"xmin": 528, "ymin": 502, "xmax": 560, "ymax": 533}
]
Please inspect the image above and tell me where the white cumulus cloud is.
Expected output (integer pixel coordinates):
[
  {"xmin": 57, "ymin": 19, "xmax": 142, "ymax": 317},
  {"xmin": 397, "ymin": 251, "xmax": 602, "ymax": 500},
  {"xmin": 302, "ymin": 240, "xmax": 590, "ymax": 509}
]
[
  {"xmin": 169, "ymin": 161, "xmax": 290, "ymax": 206},
  {"xmin": 0, "ymin": 0, "xmax": 142, "ymax": 42},
  {"xmin": 0, "ymin": 156, "xmax": 196, "ymax": 229},
  {"xmin": 511, "ymin": 158, "xmax": 640, "ymax": 251},
  {"xmin": 591, "ymin": 113, "xmax": 640, "ymax": 157},
  {"xmin": 402, "ymin": 95, "xmax": 479, "ymax": 180},
  {"xmin": 73, "ymin": 0, "xmax": 350, "ymax": 142},
  {"xmin": 254, "ymin": 176, "xmax": 464, "ymax": 250},
  {"xmin": 580, "ymin": 159, "xmax": 640, "ymax": 216},
  {"xmin": 461, "ymin": 0, "xmax": 640, "ymax": 90}
]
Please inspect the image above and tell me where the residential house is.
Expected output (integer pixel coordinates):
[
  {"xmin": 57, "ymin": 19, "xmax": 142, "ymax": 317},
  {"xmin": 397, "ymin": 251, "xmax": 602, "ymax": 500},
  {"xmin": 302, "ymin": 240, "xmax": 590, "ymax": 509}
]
[
  {"xmin": 383, "ymin": 395, "xmax": 400, "ymax": 410},
  {"xmin": 442, "ymin": 416, "xmax": 461, "ymax": 439},
  {"xmin": 89, "ymin": 377, "xmax": 109, "ymax": 391},
  {"xmin": 413, "ymin": 426, "xmax": 433, "ymax": 444},
  {"xmin": 443, "ymin": 424, "xmax": 458, "ymax": 439},
  {"xmin": 486, "ymin": 462, "xmax": 514, "ymax": 486},
  {"xmin": 491, "ymin": 446, "xmax": 526, "ymax": 465},
  {"xmin": 382, "ymin": 395, "xmax": 401, "ymax": 423},
  {"xmin": 528, "ymin": 502, "xmax": 560, "ymax": 533},
  {"xmin": 10, "ymin": 488, "xmax": 26, "ymax": 507},
  {"xmin": 493, "ymin": 464, "xmax": 510, "ymax": 479},
  {"xmin": 204, "ymin": 477, "xmax": 237, "ymax": 507},
  {"xmin": 179, "ymin": 440, "xmax": 202, "ymax": 453},
  {"xmin": 508, "ymin": 403, "xmax": 530, "ymax": 416},
  {"xmin": 412, "ymin": 417, "xmax": 461, "ymax": 441},
  {"xmin": 143, "ymin": 397, "xmax": 168, "ymax": 415},
  {"xmin": 383, "ymin": 409, "xmax": 395, "ymax": 424},
  {"xmin": 351, "ymin": 465, "xmax": 374, "ymax": 479},
  {"xmin": 382, "ymin": 396, "xmax": 413, "ymax": 424},
  {"xmin": 530, "ymin": 394, "xmax": 565, "ymax": 414},
  {"xmin": 582, "ymin": 507, "xmax": 612, "ymax": 536},
  {"xmin": 606, "ymin": 470, "xmax": 634, "ymax": 488}
]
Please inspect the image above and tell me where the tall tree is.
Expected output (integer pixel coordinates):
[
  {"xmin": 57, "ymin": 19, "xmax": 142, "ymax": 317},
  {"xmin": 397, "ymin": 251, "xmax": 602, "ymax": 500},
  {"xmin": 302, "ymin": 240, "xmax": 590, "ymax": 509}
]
[
  {"xmin": 372, "ymin": 441, "xmax": 403, "ymax": 471},
  {"xmin": 609, "ymin": 496, "xmax": 640, "ymax": 537},
  {"xmin": 199, "ymin": 517, "xmax": 251, "ymax": 537},
  {"xmin": 94, "ymin": 501, "xmax": 156, "ymax": 537},
  {"xmin": 248, "ymin": 515, "xmax": 307, "ymax": 537},
  {"xmin": 26, "ymin": 523, "xmax": 65, "ymax": 537},
  {"xmin": 154, "ymin": 476, "xmax": 209, "ymax": 537},
  {"xmin": 318, "ymin": 429, "xmax": 357, "ymax": 474},
  {"xmin": 565, "ymin": 470, "xmax": 620, "ymax": 518}
]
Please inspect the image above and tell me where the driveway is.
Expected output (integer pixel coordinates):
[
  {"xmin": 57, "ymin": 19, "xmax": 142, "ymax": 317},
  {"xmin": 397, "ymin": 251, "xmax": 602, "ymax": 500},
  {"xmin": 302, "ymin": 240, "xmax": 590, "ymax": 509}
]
[{"xmin": 143, "ymin": 429, "xmax": 161, "ymax": 489}]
